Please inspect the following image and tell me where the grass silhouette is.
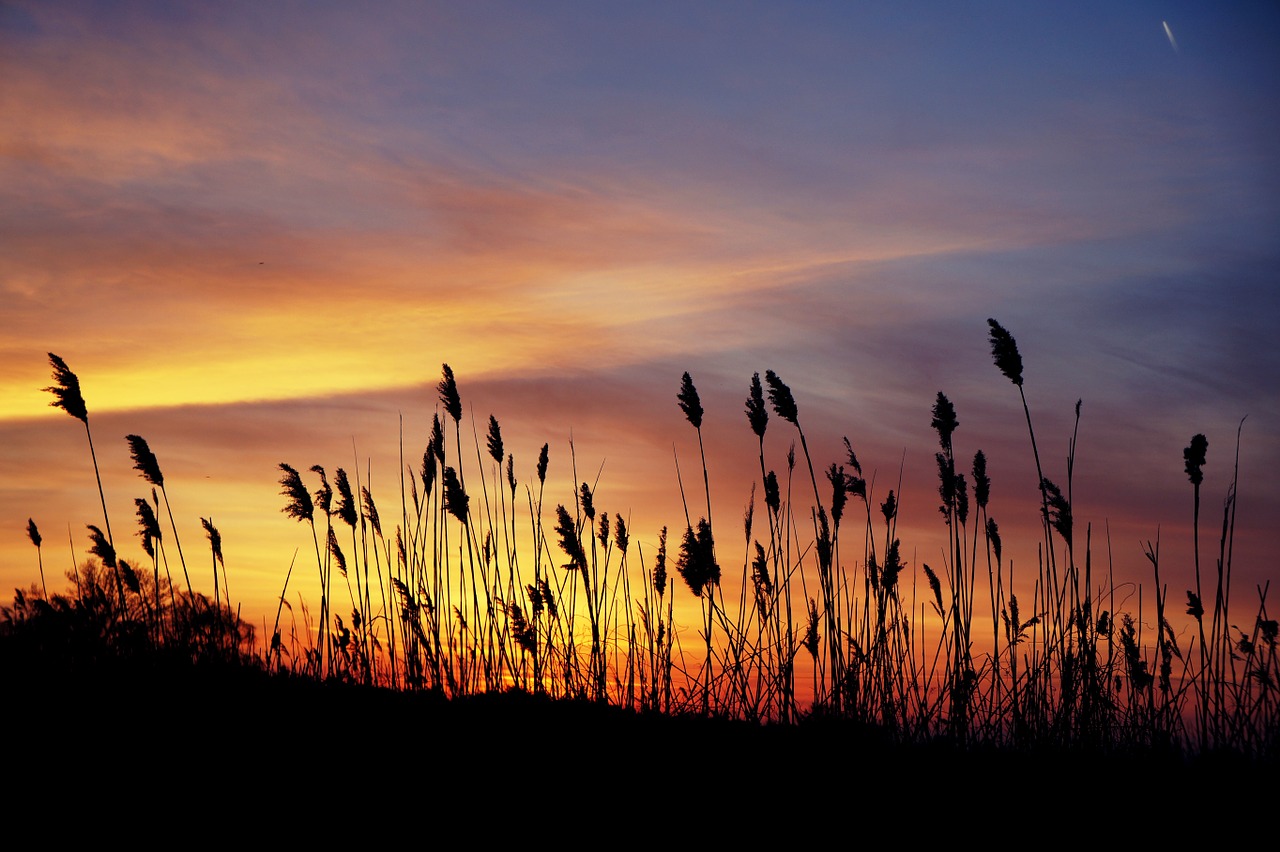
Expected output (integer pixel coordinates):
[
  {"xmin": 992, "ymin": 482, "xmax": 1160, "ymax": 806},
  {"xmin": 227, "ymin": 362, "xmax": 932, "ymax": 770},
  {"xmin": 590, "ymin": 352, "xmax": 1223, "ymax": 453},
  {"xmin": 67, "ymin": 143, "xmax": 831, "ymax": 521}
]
[{"xmin": 4, "ymin": 322, "xmax": 1278, "ymax": 795}]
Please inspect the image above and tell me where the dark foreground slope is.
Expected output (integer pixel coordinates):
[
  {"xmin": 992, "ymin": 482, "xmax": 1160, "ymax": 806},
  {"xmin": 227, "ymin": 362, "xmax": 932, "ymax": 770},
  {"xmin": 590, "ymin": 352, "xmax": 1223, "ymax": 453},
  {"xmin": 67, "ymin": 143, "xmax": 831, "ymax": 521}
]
[{"xmin": 4, "ymin": 628, "xmax": 1272, "ymax": 841}]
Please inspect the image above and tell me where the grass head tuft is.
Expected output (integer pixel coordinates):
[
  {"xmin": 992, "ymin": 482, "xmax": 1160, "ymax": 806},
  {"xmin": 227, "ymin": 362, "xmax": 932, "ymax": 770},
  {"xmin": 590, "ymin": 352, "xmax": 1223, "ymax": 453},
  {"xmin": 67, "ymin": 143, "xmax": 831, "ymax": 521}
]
[
  {"xmin": 278, "ymin": 464, "xmax": 314, "ymax": 523},
  {"xmin": 486, "ymin": 415, "xmax": 504, "ymax": 465},
  {"xmin": 1184, "ymin": 433, "xmax": 1208, "ymax": 486},
  {"xmin": 677, "ymin": 372, "xmax": 704, "ymax": 430},
  {"xmin": 126, "ymin": 435, "xmax": 165, "ymax": 488},
  {"xmin": 764, "ymin": 370, "xmax": 798, "ymax": 424},
  {"xmin": 987, "ymin": 318, "xmax": 1024, "ymax": 387},
  {"xmin": 334, "ymin": 468, "xmax": 357, "ymax": 528},
  {"xmin": 746, "ymin": 372, "xmax": 768, "ymax": 438},
  {"xmin": 44, "ymin": 353, "xmax": 88, "ymax": 423},
  {"xmin": 438, "ymin": 364, "xmax": 462, "ymax": 424}
]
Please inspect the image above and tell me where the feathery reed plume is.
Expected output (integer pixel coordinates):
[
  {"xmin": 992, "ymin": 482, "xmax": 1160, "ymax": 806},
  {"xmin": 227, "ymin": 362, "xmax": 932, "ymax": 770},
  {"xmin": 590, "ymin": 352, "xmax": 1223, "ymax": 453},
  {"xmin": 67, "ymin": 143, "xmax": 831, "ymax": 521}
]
[
  {"xmin": 430, "ymin": 413, "xmax": 446, "ymax": 461},
  {"xmin": 676, "ymin": 519, "xmax": 719, "ymax": 598},
  {"xmin": 827, "ymin": 463, "xmax": 847, "ymax": 528},
  {"xmin": 554, "ymin": 505, "xmax": 587, "ymax": 571},
  {"xmin": 1040, "ymin": 477, "xmax": 1072, "ymax": 546},
  {"xmin": 486, "ymin": 415, "xmax": 504, "ymax": 465},
  {"xmin": 537, "ymin": 443, "xmax": 549, "ymax": 485},
  {"xmin": 27, "ymin": 518, "xmax": 46, "ymax": 599},
  {"xmin": 803, "ymin": 598, "xmax": 819, "ymax": 658},
  {"xmin": 986, "ymin": 518, "xmax": 1001, "ymax": 564},
  {"xmin": 746, "ymin": 372, "xmax": 768, "ymax": 437},
  {"xmin": 923, "ymin": 563, "xmax": 944, "ymax": 616},
  {"xmin": 987, "ymin": 318, "xmax": 1023, "ymax": 387},
  {"xmin": 438, "ymin": 364, "xmax": 462, "ymax": 424},
  {"xmin": 763, "ymin": 470, "xmax": 780, "ymax": 515},
  {"xmin": 842, "ymin": 437, "xmax": 861, "ymax": 477},
  {"xmin": 506, "ymin": 454, "xmax": 516, "ymax": 496},
  {"xmin": 653, "ymin": 526, "xmax": 668, "ymax": 596},
  {"xmin": 1184, "ymin": 433, "xmax": 1207, "ymax": 485},
  {"xmin": 334, "ymin": 468, "xmax": 358, "ymax": 528},
  {"xmin": 126, "ymin": 435, "xmax": 164, "ymax": 488},
  {"xmin": 580, "ymin": 482, "xmax": 596, "ymax": 521},
  {"xmin": 310, "ymin": 465, "xmax": 333, "ymax": 516},
  {"xmin": 328, "ymin": 527, "xmax": 348, "ymax": 578},
  {"xmin": 973, "ymin": 450, "xmax": 990, "ymax": 509},
  {"xmin": 134, "ymin": 498, "xmax": 160, "ymax": 555},
  {"xmin": 201, "ymin": 518, "xmax": 223, "ymax": 567},
  {"xmin": 362, "ymin": 487, "xmax": 382, "ymax": 537},
  {"xmin": 442, "ymin": 466, "xmax": 469, "ymax": 525},
  {"xmin": 202, "ymin": 516, "xmax": 226, "ymax": 609},
  {"xmin": 44, "ymin": 353, "xmax": 87, "ymax": 423},
  {"xmin": 279, "ymin": 464, "xmax": 314, "ymax": 523},
  {"xmin": 614, "ymin": 514, "xmax": 629, "ymax": 555},
  {"xmin": 677, "ymin": 372, "xmax": 703, "ymax": 429},
  {"xmin": 87, "ymin": 524, "xmax": 116, "ymax": 568},
  {"xmin": 751, "ymin": 541, "xmax": 772, "ymax": 605},
  {"xmin": 931, "ymin": 392, "xmax": 958, "ymax": 453},
  {"xmin": 46, "ymin": 353, "xmax": 121, "ymax": 606},
  {"xmin": 119, "ymin": 559, "xmax": 140, "ymax": 595},
  {"xmin": 764, "ymin": 370, "xmax": 798, "ymax": 424}
]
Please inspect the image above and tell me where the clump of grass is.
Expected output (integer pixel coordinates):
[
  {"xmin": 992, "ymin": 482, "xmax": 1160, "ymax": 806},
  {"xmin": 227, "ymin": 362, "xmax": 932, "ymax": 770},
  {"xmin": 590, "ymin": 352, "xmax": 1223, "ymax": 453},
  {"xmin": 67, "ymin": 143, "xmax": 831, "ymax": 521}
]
[{"xmin": 8, "ymin": 333, "xmax": 1276, "ymax": 765}]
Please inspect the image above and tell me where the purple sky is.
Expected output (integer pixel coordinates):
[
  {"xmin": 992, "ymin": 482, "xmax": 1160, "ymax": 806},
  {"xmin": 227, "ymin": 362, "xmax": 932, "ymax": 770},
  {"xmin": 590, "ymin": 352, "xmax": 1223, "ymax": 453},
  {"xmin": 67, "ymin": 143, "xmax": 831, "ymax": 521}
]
[{"xmin": 2, "ymin": 1, "xmax": 1277, "ymax": 647}]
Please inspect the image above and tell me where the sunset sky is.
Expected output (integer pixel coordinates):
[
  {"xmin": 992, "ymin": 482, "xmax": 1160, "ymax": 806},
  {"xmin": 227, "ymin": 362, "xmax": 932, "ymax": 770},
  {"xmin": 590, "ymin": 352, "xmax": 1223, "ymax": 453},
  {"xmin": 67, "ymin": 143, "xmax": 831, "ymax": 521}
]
[{"xmin": 3, "ymin": 1, "xmax": 1277, "ymax": 652}]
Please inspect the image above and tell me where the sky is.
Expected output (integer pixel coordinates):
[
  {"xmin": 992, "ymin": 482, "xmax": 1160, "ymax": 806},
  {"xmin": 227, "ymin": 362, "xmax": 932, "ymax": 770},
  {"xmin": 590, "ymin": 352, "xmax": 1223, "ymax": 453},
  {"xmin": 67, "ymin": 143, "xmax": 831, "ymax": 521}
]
[{"xmin": 2, "ymin": 1, "xmax": 1278, "ymax": 657}]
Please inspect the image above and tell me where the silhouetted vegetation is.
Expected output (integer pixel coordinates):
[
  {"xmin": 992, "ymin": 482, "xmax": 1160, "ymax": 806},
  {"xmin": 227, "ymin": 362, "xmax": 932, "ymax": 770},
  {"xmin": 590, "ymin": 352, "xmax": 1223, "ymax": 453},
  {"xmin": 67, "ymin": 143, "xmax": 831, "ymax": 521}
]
[{"xmin": 5, "ymin": 325, "xmax": 1277, "ymax": 778}]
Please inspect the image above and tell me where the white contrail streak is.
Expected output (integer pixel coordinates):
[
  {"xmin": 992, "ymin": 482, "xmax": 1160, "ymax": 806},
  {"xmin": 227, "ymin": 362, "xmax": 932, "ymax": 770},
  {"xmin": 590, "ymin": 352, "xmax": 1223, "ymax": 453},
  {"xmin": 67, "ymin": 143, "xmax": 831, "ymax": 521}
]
[{"xmin": 1163, "ymin": 20, "xmax": 1179, "ymax": 53}]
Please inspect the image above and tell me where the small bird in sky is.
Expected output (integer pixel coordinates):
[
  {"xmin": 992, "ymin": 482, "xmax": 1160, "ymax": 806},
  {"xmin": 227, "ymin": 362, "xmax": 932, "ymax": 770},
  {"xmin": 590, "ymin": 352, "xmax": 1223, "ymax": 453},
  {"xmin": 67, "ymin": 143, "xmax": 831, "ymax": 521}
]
[{"xmin": 1163, "ymin": 20, "xmax": 1179, "ymax": 53}]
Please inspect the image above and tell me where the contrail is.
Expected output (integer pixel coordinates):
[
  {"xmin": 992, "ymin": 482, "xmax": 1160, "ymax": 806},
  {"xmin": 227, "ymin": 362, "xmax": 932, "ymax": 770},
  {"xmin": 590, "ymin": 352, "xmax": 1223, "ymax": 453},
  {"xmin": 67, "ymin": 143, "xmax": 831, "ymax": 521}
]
[{"xmin": 1163, "ymin": 20, "xmax": 1179, "ymax": 53}]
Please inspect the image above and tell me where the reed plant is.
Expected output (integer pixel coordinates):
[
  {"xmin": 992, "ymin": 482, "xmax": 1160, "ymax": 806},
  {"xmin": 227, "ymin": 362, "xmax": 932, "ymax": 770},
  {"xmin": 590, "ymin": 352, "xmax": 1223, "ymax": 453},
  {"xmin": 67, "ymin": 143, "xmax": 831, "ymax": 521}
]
[{"xmin": 8, "ymin": 332, "xmax": 1276, "ymax": 765}]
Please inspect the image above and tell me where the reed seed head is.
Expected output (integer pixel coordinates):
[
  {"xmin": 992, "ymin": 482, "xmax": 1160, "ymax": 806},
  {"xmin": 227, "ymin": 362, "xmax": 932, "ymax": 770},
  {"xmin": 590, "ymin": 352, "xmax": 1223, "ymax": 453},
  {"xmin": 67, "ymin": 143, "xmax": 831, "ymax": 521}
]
[
  {"xmin": 746, "ymin": 372, "xmax": 768, "ymax": 438},
  {"xmin": 126, "ymin": 434, "xmax": 165, "ymax": 488},
  {"xmin": 486, "ymin": 415, "xmax": 504, "ymax": 465},
  {"xmin": 443, "ymin": 466, "xmax": 469, "ymax": 525},
  {"xmin": 278, "ymin": 463, "xmax": 314, "ymax": 523},
  {"xmin": 334, "ymin": 468, "xmax": 358, "ymax": 528},
  {"xmin": 44, "ymin": 353, "xmax": 88, "ymax": 423},
  {"xmin": 676, "ymin": 518, "xmax": 719, "ymax": 598},
  {"xmin": 972, "ymin": 450, "xmax": 990, "ymax": 510},
  {"xmin": 764, "ymin": 370, "xmax": 798, "ymax": 425},
  {"xmin": 987, "ymin": 318, "xmax": 1024, "ymax": 387},
  {"xmin": 328, "ymin": 526, "xmax": 347, "ymax": 578},
  {"xmin": 26, "ymin": 518, "xmax": 41, "ymax": 549},
  {"xmin": 554, "ymin": 504, "xmax": 587, "ymax": 571},
  {"xmin": 1184, "ymin": 433, "xmax": 1208, "ymax": 486},
  {"xmin": 362, "ymin": 486, "xmax": 382, "ymax": 537},
  {"xmin": 677, "ymin": 371, "xmax": 704, "ymax": 430},
  {"xmin": 86, "ymin": 524, "xmax": 116, "ymax": 568},
  {"xmin": 1040, "ymin": 476, "xmax": 1072, "ymax": 546},
  {"xmin": 537, "ymin": 443, "xmax": 549, "ymax": 485},
  {"xmin": 430, "ymin": 413, "xmax": 446, "ymax": 461},
  {"xmin": 931, "ymin": 392, "xmax": 958, "ymax": 454},
  {"xmin": 842, "ymin": 437, "xmax": 861, "ymax": 477},
  {"xmin": 580, "ymin": 482, "xmax": 595, "ymax": 521},
  {"xmin": 201, "ymin": 517, "xmax": 224, "ymax": 567},
  {"xmin": 653, "ymin": 526, "xmax": 668, "ymax": 597},
  {"xmin": 438, "ymin": 364, "xmax": 462, "ymax": 424},
  {"xmin": 763, "ymin": 470, "xmax": 780, "ymax": 516},
  {"xmin": 881, "ymin": 489, "xmax": 897, "ymax": 524},
  {"xmin": 134, "ymin": 498, "xmax": 161, "ymax": 554},
  {"xmin": 309, "ymin": 465, "xmax": 332, "ymax": 515},
  {"xmin": 420, "ymin": 448, "xmax": 437, "ymax": 496},
  {"xmin": 614, "ymin": 514, "xmax": 629, "ymax": 555}
]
